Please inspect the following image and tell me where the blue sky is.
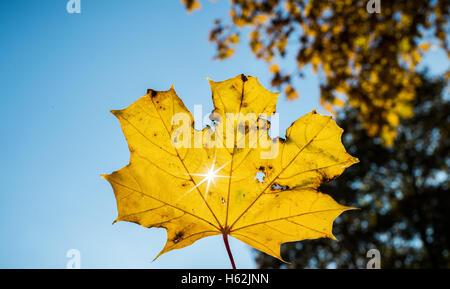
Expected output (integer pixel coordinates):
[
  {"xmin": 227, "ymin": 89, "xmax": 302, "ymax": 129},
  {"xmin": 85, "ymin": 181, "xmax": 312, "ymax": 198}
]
[{"xmin": 0, "ymin": 0, "xmax": 447, "ymax": 269}]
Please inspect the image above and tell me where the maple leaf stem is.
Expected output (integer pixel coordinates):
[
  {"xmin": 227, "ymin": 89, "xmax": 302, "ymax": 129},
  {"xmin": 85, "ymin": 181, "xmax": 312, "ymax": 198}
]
[{"xmin": 222, "ymin": 233, "xmax": 236, "ymax": 269}]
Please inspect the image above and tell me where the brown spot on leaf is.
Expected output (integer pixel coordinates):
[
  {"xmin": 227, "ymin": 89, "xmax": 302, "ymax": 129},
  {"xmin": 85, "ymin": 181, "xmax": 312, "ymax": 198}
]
[{"xmin": 173, "ymin": 231, "xmax": 184, "ymax": 243}]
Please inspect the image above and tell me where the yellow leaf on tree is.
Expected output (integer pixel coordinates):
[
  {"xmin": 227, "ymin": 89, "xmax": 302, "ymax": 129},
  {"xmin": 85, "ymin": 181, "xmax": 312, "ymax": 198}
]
[
  {"xmin": 418, "ymin": 42, "xmax": 431, "ymax": 52},
  {"xmin": 181, "ymin": 0, "xmax": 200, "ymax": 13},
  {"xmin": 269, "ymin": 64, "xmax": 279, "ymax": 74},
  {"xmin": 103, "ymin": 74, "xmax": 358, "ymax": 264}
]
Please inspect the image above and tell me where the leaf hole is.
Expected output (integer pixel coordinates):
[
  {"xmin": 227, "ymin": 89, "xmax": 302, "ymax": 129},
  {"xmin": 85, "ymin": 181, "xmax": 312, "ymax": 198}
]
[
  {"xmin": 271, "ymin": 183, "xmax": 290, "ymax": 191},
  {"xmin": 255, "ymin": 172, "xmax": 266, "ymax": 183}
]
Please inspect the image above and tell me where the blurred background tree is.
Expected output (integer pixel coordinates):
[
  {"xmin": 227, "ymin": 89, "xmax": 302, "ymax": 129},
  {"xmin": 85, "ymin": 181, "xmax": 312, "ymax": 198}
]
[
  {"xmin": 183, "ymin": 0, "xmax": 449, "ymax": 145},
  {"xmin": 255, "ymin": 73, "xmax": 449, "ymax": 268}
]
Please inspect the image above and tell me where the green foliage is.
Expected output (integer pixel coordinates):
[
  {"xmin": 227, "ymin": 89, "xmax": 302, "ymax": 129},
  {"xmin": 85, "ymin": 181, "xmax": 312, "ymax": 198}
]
[
  {"xmin": 256, "ymin": 73, "xmax": 450, "ymax": 268},
  {"xmin": 183, "ymin": 0, "xmax": 449, "ymax": 145}
]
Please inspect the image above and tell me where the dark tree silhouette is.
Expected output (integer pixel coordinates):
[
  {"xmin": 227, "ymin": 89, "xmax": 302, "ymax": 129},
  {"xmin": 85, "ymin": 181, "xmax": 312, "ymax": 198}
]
[{"xmin": 256, "ymin": 73, "xmax": 450, "ymax": 268}]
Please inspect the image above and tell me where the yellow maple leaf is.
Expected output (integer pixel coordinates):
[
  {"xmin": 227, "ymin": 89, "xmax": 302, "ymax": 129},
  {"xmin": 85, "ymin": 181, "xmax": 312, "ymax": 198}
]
[{"xmin": 102, "ymin": 74, "xmax": 358, "ymax": 266}]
